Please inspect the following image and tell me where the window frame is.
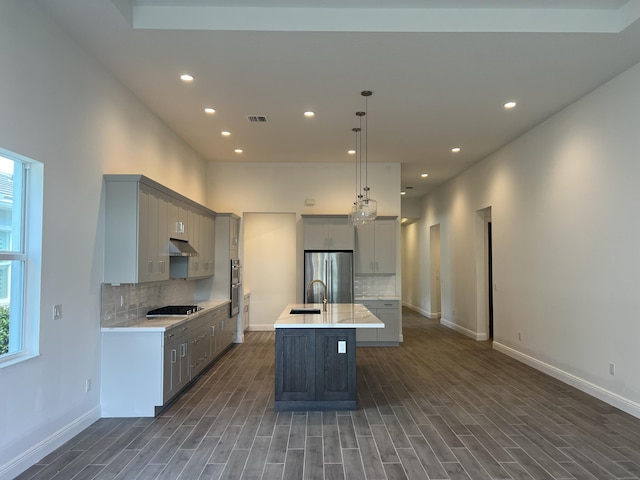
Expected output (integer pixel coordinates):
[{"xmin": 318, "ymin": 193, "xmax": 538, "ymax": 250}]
[{"xmin": 0, "ymin": 148, "xmax": 43, "ymax": 367}]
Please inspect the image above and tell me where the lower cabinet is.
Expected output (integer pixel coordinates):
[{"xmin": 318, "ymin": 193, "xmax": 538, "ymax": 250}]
[
  {"xmin": 102, "ymin": 303, "xmax": 235, "ymax": 417},
  {"xmin": 275, "ymin": 328, "xmax": 356, "ymax": 411},
  {"xmin": 356, "ymin": 300, "xmax": 400, "ymax": 346}
]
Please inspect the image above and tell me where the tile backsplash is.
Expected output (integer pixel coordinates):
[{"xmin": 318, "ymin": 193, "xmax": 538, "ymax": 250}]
[
  {"xmin": 354, "ymin": 274, "xmax": 397, "ymax": 298},
  {"xmin": 101, "ymin": 280, "xmax": 197, "ymax": 327}
]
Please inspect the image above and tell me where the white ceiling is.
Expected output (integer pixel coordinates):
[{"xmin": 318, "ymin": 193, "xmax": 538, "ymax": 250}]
[{"xmin": 34, "ymin": 0, "xmax": 640, "ymax": 200}]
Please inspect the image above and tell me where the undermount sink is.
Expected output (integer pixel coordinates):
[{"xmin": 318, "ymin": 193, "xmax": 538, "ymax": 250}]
[{"xmin": 290, "ymin": 308, "xmax": 322, "ymax": 315}]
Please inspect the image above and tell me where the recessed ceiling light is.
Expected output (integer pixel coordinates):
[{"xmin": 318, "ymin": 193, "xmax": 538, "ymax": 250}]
[
  {"xmin": 401, "ymin": 191, "xmax": 406, "ymax": 196},
  {"xmin": 234, "ymin": 149, "xmax": 243, "ymax": 154},
  {"xmin": 180, "ymin": 74, "xmax": 194, "ymax": 82},
  {"xmin": 204, "ymin": 107, "xmax": 216, "ymax": 114},
  {"xmin": 451, "ymin": 147, "xmax": 461, "ymax": 153},
  {"xmin": 348, "ymin": 149, "xmax": 356, "ymax": 155},
  {"xmin": 304, "ymin": 111, "xmax": 315, "ymax": 118},
  {"xmin": 221, "ymin": 131, "xmax": 231, "ymax": 137},
  {"xmin": 504, "ymin": 101, "xmax": 517, "ymax": 109},
  {"xmin": 421, "ymin": 173, "xmax": 429, "ymax": 178}
]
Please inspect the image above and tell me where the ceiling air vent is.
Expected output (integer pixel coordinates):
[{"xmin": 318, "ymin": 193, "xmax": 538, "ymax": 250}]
[{"xmin": 247, "ymin": 115, "xmax": 268, "ymax": 123}]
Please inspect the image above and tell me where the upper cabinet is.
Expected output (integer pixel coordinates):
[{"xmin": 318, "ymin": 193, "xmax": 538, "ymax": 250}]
[
  {"xmin": 229, "ymin": 214, "xmax": 240, "ymax": 259},
  {"xmin": 303, "ymin": 215, "xmax": 354, "ymax": 251},
  {"xmin": 354, "ymin": 217, "xmax": 397, "ymax": 275},
  {"xmin": 104, "ymin": 175, "xmax": 216, "ymax": 284}
]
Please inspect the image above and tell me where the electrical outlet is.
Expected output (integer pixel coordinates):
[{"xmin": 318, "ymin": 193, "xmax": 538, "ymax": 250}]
[
  {"xmin": 85, "ymin": 379, "xmax": 92, "ymax": 392},
  {"xmin": 53, "ymin": 304, "xmax": 62, "ymax": 320},
  {"xmin": 609, "ymin": 363, "xmax": 615, "ymax": 376}
]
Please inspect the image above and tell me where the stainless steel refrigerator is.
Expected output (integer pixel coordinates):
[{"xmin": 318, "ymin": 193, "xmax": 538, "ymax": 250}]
[{"xmin": 304, "ymin": 250, "xmax": 354, "ymax": 304}]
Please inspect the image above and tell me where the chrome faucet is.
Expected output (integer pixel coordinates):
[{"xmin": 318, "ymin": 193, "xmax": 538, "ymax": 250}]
[{"xmin": 307, "ymin": 279, "xmax": 327, "ymax": 312}]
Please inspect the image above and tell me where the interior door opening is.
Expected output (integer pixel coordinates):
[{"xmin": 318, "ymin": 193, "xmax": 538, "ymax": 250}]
[
  {"xmin": 488, "ymin": 221, "xmax": 493, "ymax": 339},
  {"xmin": 429, "ymin": 224, "xmax": 441, "ymax": 319}
]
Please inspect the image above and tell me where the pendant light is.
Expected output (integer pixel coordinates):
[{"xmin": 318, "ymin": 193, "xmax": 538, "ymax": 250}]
[
  {"xmin": 349, "ymin": 90, "xmax": 377, "ymax": 225},
  {"xmin": 350, "ymin": 109, "xmax": 366, "ymax": 226},
  {"xmin": 349, "ymin": 126, "xmax": 365, "ymax": 227},
  {"xmin": 359, "ymin": 90, "xmax": 377, "ymax": 221}
]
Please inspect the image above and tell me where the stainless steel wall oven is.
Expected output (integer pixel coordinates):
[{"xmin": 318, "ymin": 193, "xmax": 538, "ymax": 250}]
[{"xmin": 230, "ymin": 259, "xmax": 241, "ymax": 316}]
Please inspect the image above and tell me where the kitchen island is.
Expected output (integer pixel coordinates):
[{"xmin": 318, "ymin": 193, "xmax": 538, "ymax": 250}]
[{"xmin": 274, "ymin": 303, "xmax": 383, "ymax": 411}]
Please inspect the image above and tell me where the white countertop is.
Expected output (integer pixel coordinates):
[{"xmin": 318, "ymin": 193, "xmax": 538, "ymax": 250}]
[
  {"xmin": 275, "ymin": 303, "xmax": 385, "ymax": 329},
  {"xmin": 101, "ymin": 299, "xmax": 230, "ymax": 333}
]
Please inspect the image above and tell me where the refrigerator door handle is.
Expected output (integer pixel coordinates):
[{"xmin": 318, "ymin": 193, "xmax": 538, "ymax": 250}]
[{"xmin": 328, "ymin": 258, "xmax": 332, "ymax": 303}]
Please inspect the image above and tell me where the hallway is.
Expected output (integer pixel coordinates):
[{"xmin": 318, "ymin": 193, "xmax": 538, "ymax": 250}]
[{"xmin": 17, "ymin": 308, "xmax": 640, "ymax": 479}]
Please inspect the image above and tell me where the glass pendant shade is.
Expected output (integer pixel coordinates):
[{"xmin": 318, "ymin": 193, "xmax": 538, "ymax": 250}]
[
  {"xmin": 350, "ymin": 201, "xmax": 366, "ymax": 227},
  {"xmin": 360, "ymin": 197, "xmax": 377, "ymax": 221}
]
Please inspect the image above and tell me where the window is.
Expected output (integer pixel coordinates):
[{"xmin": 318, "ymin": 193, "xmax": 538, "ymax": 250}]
[{"xmin": 0, "ymin": 149, "xmax": 43, "ymax": 366}]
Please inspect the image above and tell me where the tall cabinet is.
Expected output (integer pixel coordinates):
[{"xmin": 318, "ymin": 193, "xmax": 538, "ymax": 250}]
[{"xmin": 213, "ymin": 213, "xmax": 243, "ymax": 341}]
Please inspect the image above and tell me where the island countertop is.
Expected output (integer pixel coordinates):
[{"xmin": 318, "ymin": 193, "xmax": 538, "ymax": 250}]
[{"xmin": 275, "ymin": 303, "xmax": 384, "ymax": 329}]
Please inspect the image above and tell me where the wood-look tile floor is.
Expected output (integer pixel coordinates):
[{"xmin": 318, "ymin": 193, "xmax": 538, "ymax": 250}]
[{"xmin": 16, "ymin": 308, "xmax": 640, "ymax": 480}]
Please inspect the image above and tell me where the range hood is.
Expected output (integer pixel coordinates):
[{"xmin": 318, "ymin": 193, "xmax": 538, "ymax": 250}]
[{"xmin": 169, "ymin": 238, "xmax": 199, "ymax": 257}]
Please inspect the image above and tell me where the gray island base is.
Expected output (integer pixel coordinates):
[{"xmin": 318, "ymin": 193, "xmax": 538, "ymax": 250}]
[{"xmin": 274, "ymin": 303, "xmax": 384, "ymax": 411}]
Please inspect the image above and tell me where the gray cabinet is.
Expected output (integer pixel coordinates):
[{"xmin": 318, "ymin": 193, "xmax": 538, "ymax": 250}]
[
  {"xmin": 275, "ymin": 328, "xmax": 356, "ymax": 411},
  {"xmin": 303, "ymin": 215, "xmax": 354, "ymax": 250},
  {"xmin": 356, "ymin": 299, "xmax": 400, "ymax": 346},
  {"xmin": 242, "ymin": 293, "xmax": 250, "ymax": 332},
  {"xmin": 188, "ymin": 210, "xmax": 215, "ymax": 278},
  {"xmin": 212, "ymin": 213, "xmax": 241, "ymax": 339},
  {"xmin": 102, "ymin": 302, "xmax": 233, "ymax": 417},
  {"xmin": 104, "ymin": 175, "xmax": 216, "ymax": 284},
  {"xmin": 105, "ymin": 181, "xmax": 171, "ymax": 284},
  {"xmin": 355, "ymin": 218, "xmax": 397, "ymax": 274},
  {"xmin": 162, "ymin": 324, "xmax": 190, "ymax": 403}
]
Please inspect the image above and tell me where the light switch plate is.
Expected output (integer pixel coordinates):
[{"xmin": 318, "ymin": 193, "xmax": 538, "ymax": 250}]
[
  {"xmin": 338, "ymin": 340, "xmax": 346, "ymax": 354},
  {"xmin": 53, "ymin": 304, "xmax": 62, "ymax": 320}
]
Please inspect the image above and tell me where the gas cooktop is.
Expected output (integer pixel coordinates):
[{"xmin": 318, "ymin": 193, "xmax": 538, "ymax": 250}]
[{"xmin": 146, "ymin": 305, "xmax": 202, "ymax": 317}]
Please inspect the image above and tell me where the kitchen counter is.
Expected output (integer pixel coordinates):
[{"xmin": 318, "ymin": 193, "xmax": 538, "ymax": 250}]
[
  {"xmin": 101, "ymin": 299, "xmax": 230, "ymax": 332},
  {"xmin": 274, "ymin": 303, "xmax": 383, "ymax": 411},
  {"xmin": 101, "ymin": 298, "xmax": 234, "ymax": 417},
  {"xmin": 275, "ymin": 303, "xmax": 384, "ymax": 329}
]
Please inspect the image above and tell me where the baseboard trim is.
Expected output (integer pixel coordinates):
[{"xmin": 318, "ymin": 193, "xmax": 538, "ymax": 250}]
[
  {"xmin": 440, "ymin": 317, "xmax": 486, "ymax": 341},
  {"xmin": 403, "ymin": 303, "xmax": 438, "ymax": 319},
  {"xmin": 493, "ymin": 342, "xmax": 640, "ymax": 419},
  {"xmin": 1, "ymin": 406, "xmax": 101, "ymax": 480},
  {"xmin": 248, "ymin": 324, "xmax": 275, "ymax": 332}
]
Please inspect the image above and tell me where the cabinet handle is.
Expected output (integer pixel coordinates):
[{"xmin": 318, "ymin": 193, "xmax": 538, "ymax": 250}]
[
  {"xmin": 211, "ymin": 326, "xmax": 215, "ymax": 335},
  {"xmin": 171, "ymin": 349, "xmax": 176, "ymax": 363},
  {"xmin": 159, "ymin": 261, "xmax": 165, "ymax": 273},
  {"xmin": 148, "ymin": 261, "xmax": 153, "ymax": 274}
]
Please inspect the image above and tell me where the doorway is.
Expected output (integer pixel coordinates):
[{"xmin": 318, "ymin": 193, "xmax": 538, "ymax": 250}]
[
  {"xmin": 488, "ymin": 221, "xmax": 494, "ymax": 338},
  {"xmin": 429, "ymin": 224, "xmax": 441, "ymax": 319},
  {"xmin": 475, "ymin": 207, "xmax": 492, "ymax": 340}
]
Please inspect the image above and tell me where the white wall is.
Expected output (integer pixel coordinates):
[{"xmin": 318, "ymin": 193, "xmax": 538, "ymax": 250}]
[
  {"xmin": 244, "ymin": 213, "xmax": 297, "ymax": 329},
  {"xmin": 207, "ymin": 162, "xmax": 400, "ymax": 216},
  {"xmin": 404, "ymin": 59, "xmax": 640, "ymax": 417},
  {"xmin": 0, "ymin": 2, "xmax": 208, "ymax": 477},
  {"xmin": 207, "ymin": 161, "xmax": 401, "ymax": 323}
]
